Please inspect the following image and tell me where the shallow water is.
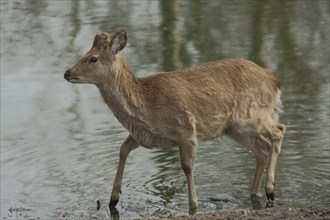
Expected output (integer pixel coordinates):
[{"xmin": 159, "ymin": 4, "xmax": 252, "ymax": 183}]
[{"xmin": 1, "ymin": 0, "xmax": 329, "ymax": 219}]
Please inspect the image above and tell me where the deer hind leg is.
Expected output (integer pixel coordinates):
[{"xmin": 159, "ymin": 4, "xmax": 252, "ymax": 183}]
[
  {"xmin": 265, "ymin": 123, "xmax": 285, "ymax": 201},
  {"xmin": 226, "ymin": 117, "xmax": 285, "ymax": 201},
  {"xmin": 226, "ymin": 128, "xmax": 271, "ymax": 196},
  {"xmin": 109, "ymin": 135, "xmax": 139, "ymax": 207}
]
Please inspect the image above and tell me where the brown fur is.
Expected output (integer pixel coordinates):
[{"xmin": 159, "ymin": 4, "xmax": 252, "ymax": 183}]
[{"xmin": 64, "ymin": 29, "xmax": 285, "ymax": 212}]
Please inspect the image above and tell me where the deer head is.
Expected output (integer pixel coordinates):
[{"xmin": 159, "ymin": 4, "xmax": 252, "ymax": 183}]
[{"xmin": 64, "ymin": 29, "xmax": 127, "ymax": 85}]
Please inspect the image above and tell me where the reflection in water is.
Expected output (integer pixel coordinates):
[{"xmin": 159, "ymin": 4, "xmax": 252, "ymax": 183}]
[
  {"xmin": 109, "ymin": 206, "xmax": 119, "ymax": 220},
  {"xmin": 1, "ymin": 0, "xmax": 329, "ymax": 219},
  {"xmin": 145, "ymin": 149, "xmax": 184, "ymax": 205},
  {"xmin": 160, "ymin": 0, "xmax": 182, "ymax": 71},
  {"xmin": 248, "ymin": 0, "xmax": 271, "ymax": 67}
]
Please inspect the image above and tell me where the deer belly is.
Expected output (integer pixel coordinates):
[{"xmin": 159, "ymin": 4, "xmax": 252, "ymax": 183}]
[{"xmin": 128, "ymin": 124, "xmax": 177, "ymax": 149}]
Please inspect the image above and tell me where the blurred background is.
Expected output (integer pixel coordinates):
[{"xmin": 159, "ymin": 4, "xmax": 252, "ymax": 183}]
[{"xmin": 1, "ymin": 0, "xmax": 329, "ymax": 219}]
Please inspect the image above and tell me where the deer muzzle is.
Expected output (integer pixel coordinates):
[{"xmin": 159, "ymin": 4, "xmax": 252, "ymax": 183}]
[{"xmin": 64, "ymin": 69, "xmax": 71, "ymax": 81}]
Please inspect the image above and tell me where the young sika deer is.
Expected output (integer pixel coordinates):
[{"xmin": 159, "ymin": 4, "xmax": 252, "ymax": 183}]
[{"xmin": 64, "ymin": 29, "xmax": 285, "ymax": 212}]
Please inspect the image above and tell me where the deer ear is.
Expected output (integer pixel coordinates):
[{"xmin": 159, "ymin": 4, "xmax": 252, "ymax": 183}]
[
  {"xmin": 109, "ymin": 29, "xmax": 127, "ymax": 55},
  {"xmin": 92, "ymin": 34, "xmax": 102, "ymax": 49}
]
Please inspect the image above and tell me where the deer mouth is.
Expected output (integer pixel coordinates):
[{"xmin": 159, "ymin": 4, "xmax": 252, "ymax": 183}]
[
  {"xmin": 64, "ymin": 74, "xmax": 91, "ymax": 84},
  {"xmin": 64, "ymin": 71, "xmax": 80, "ymax": 83},
  {"xmin": 65, "ymin": 76, "xmax": 80, "ymax": 83},
  {"xmin": 64, "ymin": 75, "xmax": 77, "ymax": 82}
]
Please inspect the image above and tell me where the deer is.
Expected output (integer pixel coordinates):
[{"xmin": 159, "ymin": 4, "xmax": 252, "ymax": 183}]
[{"xmin": 64, "ymin": 28, "xmax": 285, "ymax": 213}]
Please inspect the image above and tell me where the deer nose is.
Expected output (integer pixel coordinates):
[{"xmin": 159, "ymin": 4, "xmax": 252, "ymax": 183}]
[{"xmin": 64, "ymin": 70, "xmax": 70, "ymax": 80}]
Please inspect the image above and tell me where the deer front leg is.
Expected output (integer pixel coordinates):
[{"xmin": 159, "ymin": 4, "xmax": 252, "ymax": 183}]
[
  {"xmin": 109, "ymin": 135, "xmax": 139, "ymax": 207},
  {"xmin": 178, "ymin": 140, "xmax": 198, "ymax": 214}
]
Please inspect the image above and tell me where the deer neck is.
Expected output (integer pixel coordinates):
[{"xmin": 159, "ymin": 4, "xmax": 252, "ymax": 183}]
[{"xmin": 97, "ymin": 55, "xmax": 144, "ymax": 119}]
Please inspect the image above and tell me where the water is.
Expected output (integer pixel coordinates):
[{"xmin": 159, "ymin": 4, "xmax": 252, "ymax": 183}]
[{"xmin": 1, "ymin": 0, "xmax": 329, "ymax": 219}]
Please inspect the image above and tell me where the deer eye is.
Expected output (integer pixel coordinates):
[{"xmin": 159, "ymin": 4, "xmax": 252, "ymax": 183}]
[{"xmin": 89, "ymin": 56, "xmax": 98, "ymax": 63}]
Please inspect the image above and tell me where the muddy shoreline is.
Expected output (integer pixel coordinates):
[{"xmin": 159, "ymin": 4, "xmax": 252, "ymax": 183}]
[{"xmin": 156, "ymin": 207, "xmax": 330, "ymax": 220}]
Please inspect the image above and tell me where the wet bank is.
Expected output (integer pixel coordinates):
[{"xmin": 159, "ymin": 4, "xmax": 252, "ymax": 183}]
[{"xmin": 158, "ymin": 207, "xmax": 330, "ymax": 220}]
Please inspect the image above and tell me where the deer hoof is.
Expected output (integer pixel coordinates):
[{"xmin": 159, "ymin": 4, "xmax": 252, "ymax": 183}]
[
  {"xmin": 109, "ymin": 199, "xmax": 119, "ymax": 207},
  {"xmin": 266, "ymin": 191, "xmax": 275, "ymax": 201}
]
